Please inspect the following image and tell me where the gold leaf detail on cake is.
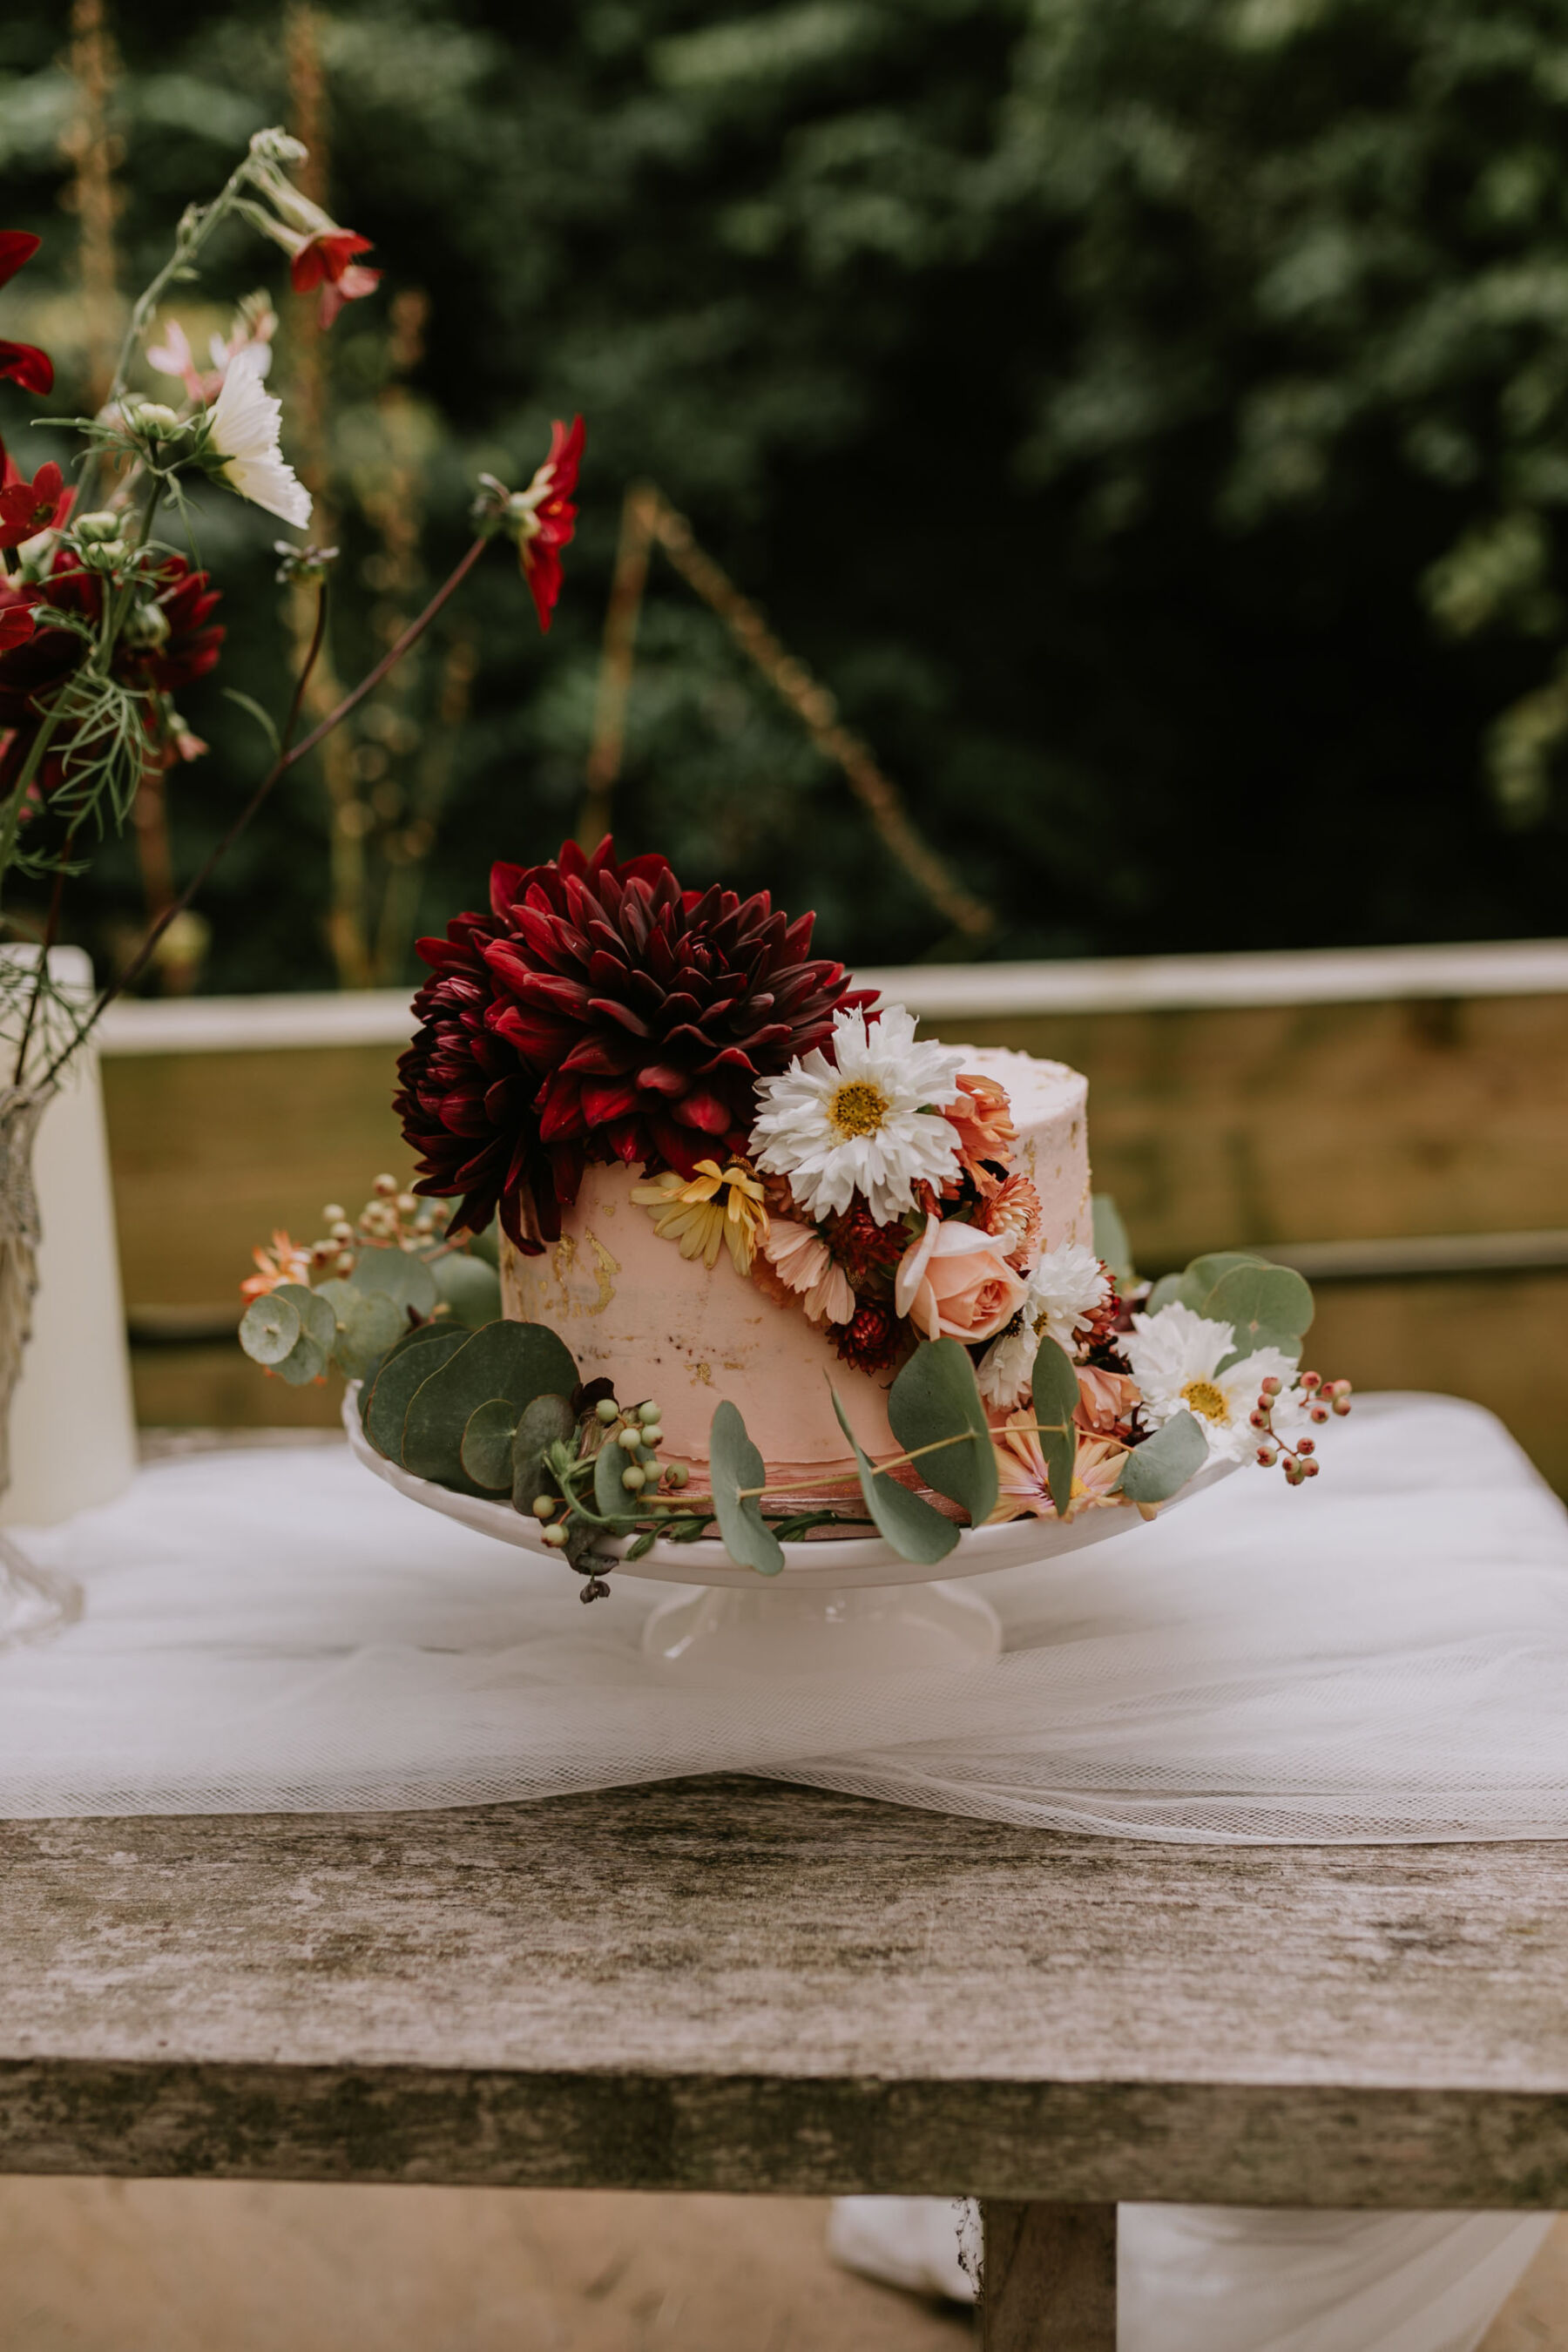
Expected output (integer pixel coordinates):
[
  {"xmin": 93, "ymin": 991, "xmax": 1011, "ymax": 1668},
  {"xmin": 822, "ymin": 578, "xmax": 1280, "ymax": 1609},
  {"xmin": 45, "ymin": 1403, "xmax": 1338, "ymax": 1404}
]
[{"xmin": 545, "ymin": 1232, "xmax": 621, "ymax": 1319}]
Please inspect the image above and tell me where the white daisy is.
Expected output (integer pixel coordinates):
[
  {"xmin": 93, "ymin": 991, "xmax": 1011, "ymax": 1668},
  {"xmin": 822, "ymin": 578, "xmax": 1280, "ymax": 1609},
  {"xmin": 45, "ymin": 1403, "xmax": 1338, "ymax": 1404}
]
[
  {"xmin": 1122, "ymin": 1300, "xmax": 1300, "ymax": 1463},
  {"xmin": 976, "ymin": 1239, "xmax": 1110, "ymax": 1408},
  {"xmin": 204, "ymin": 346, "xmax": 311, "ymax": 528},
  {"xmin": 748, "ymin": 1003, "xmax": 964, "ymax": 1226}
]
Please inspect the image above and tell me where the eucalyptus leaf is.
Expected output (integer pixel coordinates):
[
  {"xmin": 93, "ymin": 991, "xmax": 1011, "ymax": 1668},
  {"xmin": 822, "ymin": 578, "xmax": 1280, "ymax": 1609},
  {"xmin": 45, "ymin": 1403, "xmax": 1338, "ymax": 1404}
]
[
  {"xmin": 363, "ymin": 1325, "xmax": 468, "ymax": 1461},
  {"xmin": 829, "ymin": 1389, "xmax": 957, "ymax": 1565},
  {"xmin": 510, "ymin": 1391, "xmax": 577, "ymax": 1516},
  {"xmin": 240, "ymin": 1290, "xmax": 301, "ymax": 1367},
  {"xmin": 1145, "ymin": 1272, "xmax": 1186, "ymax": 1313},
  {"xmin": 461, "ymin": 1396, "xmax": 519, "ymax": 1490},
  {"xmin": 274, "ymin": 1331, "xmax": 328, "ymax": 1387},
  {"xmin": 273, "ymin": 1282, "xmax": 336, "ymax": 1358},
  {"xmin": 347, "ymin": 1245, "xmax": 439, "ymax": 1318},
  {"xmin": 1092, "ymin": 1193, "xmax": 1137, "ymax": 1287},
  {"xmin": 357, "ymin": 1318, "xmax": 453, "ymax": 1427},
  {"xmin": 887, "ymin": 1336, "xmax": 997, "ymax": 1524},
  {"xmin": 593, "ymin": 1423, "xmax": 638, "ymax": 1521},
  {"xmin": 401, "ymin": 1320, "xmax": 579, "ymax": 1484},
  {"xmin": 1204, "ymin": 1260, "xmax": 1313, "ymax": 1358},
  {"xmin": 464, "ymin": 1222, "xmax": 500, "ymax": 1270},
  {"xmin": 315, "ymin": 1280, "xmax": 405, "ymax": 1382},
  {"xmin": 1030, "ymin": 1332, "xmax": 1081, "ymax": 1515},
  {"xmin": 431, "ymin": 1250, "xmax": 503, "ymax": 1329},
  {"xmin": 1115, "ymin": 1410, "xmax": 1209, "ymax": 1504},
  {"xmin": 709, "ymin": 1399, "xmax": 785, "ymax": 1576}
]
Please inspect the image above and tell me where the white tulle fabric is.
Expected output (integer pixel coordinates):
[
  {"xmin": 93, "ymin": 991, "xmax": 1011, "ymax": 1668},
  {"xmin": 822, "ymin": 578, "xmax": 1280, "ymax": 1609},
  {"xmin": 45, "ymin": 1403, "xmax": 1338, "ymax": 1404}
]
[
  {"xmin": 3, "ymin": 1390, "xmax": 1562, "ymax": 2352},
  {"xmin": 0, "ymin": 1391, "xmax": 1565, "ymax": 1831}
]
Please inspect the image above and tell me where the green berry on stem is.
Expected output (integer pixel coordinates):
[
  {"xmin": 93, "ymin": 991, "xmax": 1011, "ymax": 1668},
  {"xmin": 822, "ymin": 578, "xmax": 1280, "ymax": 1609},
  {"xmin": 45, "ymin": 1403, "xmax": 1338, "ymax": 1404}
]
[
  {"xmin": 532, "ymin": 1496, "xmax": 557, "ymax": 1521},
  {"xmin": 542, "ymin": 1524, "xmax": 567, "ymax": 1548},
  {"xmin": 616, "ymin": 1425, "xmax": 642, "ymax": 1452},
  {"xmin": 595, "ymin": 1398, "xmax": 619, "ymax": 1426},
  {"xmin": 621, "ymin": 1464, "xmax": 645, "ymax": 1493},
  {"xmin": 638, "ymin": 1402, "xmax": 661, "ymax": 1426},
  {"xmin": 665, "ymin": 1462, "xmax": 689, "ymax": 1490}
]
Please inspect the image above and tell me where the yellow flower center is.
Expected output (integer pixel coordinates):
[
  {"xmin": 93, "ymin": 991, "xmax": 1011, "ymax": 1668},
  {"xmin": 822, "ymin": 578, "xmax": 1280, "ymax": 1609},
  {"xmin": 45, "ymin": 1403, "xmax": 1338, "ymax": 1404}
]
[
  {"xmin": 828, "ymin": 1078, "xmax": 891, "ymax": 1139},
  {"xmin": 1180, "ymin": 1377, "xmax": 1229, "ymax": 1423}
]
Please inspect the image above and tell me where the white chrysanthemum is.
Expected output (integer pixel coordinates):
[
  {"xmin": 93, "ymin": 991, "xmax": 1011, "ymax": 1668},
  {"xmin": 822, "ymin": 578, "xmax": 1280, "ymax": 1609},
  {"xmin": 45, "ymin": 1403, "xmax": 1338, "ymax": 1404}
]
[
  {"xmin": 976, "ymin": 1240, "xmax": 1110, "ymax": 1408},
  {"xmin": 206, "ymin": 346, "xmax": 311, "ymax": 527},
  {"xmin": 1122, "ymin": 1300, "xmax": 1300, "ymax": 1463},
  {"xmin": 748, "ymin": 1003, "xmax": 964, "ymax": 1225}
]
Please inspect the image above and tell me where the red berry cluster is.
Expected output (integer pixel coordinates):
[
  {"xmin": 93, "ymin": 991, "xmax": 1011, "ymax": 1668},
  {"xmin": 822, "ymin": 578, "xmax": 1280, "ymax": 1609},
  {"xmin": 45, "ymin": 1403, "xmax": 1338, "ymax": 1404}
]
[{"xmin": 1251, "ymin": 1371, "xmax": 1352, "ymax": 1483}]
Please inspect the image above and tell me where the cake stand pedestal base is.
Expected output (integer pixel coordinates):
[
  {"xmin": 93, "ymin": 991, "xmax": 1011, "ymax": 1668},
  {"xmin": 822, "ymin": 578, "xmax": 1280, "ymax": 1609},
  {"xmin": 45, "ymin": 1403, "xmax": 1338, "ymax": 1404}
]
[
  {"xmin": 641, "ymin": 1578, "xmax": 1002, "ymax": 1676},
  {"xmin": 0, "ymin": 1532, "xmax": 80, "ymax": 1652}
]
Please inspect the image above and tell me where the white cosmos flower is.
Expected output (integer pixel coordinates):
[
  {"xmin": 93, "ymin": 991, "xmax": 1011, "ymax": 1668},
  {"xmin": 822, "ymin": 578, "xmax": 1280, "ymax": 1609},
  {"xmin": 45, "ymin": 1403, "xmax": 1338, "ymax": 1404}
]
[
  {"xmin": 976, "ymin": 1239, "xmax": 1110, "ymax": 1409},
  {"xmin": 1122, "ymin": 1300, "xmax": 1300, "ymax": 1464},
  {"xmin": 749, "ymin": 1003, "xmax": 965, "ymax": 1226},
  {"xmin": 206, "ymin": 345, "xmax": 310, "ymax": 528}
]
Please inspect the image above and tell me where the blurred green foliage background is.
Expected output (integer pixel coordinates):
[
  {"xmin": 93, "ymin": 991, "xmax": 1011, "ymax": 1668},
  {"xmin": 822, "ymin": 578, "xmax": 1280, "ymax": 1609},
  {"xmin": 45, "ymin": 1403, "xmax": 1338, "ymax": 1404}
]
[{"xmin": 3, "ymin": 0, "xmax": 1568, "ymax": 987}]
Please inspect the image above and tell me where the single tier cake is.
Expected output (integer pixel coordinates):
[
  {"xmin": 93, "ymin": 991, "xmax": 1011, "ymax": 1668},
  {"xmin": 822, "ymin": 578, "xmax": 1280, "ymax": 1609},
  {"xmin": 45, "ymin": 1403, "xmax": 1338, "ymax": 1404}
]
[
  {"xmin": 396, "ymin": 837, "xmax": 1112, "ymax": 1486},
  {"xmin": 499, "ymin": 1043, "xmax": 1091, "ymax": 1477}
]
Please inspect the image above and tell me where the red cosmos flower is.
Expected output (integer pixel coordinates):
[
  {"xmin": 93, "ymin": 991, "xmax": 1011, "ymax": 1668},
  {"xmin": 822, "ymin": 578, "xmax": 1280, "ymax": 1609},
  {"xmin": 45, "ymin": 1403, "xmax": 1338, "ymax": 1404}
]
[
  {"xmin": 515, "ymin": 416, "xmax": 584, "ymax": 632},
  {"xmin": 288, "ymin": 229, "xmax": 381, "ymax": 329},
  {"xmin": 0, "ymin": 550, "xmax": 223, "ymax": 792},
  {"xmin": 0, "ymin": 445, "xmax": 72, "ymax": 551},
  {"xmin": 396, "ymin": 837, "xmax": 873, "ymax": 1250},
  {"xmin": 0, "ymin": 233, "xmax": 52, "ymax": 395}
]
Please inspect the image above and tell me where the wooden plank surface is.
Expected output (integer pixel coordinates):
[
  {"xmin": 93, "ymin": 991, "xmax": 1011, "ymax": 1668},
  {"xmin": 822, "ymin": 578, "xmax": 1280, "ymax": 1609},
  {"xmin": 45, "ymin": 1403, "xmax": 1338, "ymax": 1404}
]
[{"xmin": 4, "ymin": 1780, "xmax": 1568, "ymax": 2208}]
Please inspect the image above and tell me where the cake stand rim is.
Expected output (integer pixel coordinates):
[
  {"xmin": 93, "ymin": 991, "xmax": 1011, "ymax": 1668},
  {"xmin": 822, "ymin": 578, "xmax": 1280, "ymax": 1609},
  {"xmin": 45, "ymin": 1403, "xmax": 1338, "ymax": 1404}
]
[{"xmin": 342, "ymin": 1387, "xmax": 1236, "ymax": 1590}]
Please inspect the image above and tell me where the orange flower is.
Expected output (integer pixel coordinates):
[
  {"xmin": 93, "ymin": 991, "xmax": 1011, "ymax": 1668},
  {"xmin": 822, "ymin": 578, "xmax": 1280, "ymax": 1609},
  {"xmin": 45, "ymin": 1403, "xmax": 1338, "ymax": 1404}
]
[
  {"xmin": 979, "ymin": 1173, "xmax": 1042, "ymax": 1270},
  {"xmin": 943, "ymin": 1072, "xmax": 1016, "ymax": 1194},
  {"xmin": 987, "ymin": 1413, "xmax": 1128, "ymax": 1524},
  {"xmin": 240, "ymin": 1228, "xmax": 312, "ymax": 1301},
  {"xmin": 1074, "ymin": 1363, "xmax": 1142, "ymax": 1436}
]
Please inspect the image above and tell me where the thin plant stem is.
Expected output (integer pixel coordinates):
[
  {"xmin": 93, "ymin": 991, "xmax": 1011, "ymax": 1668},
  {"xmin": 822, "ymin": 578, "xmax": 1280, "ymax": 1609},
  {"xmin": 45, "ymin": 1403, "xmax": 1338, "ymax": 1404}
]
[
  {"xmin": 42, "ymin": 533, "xmax": 490, "ymax": 1084},
  {"xmin": 733, "ymin": 1417, "xmax": 1080, "ymax": 1500},
  {"xmin": 11, "ymin": 824, "xmax": 79, "ymax": 1088}
]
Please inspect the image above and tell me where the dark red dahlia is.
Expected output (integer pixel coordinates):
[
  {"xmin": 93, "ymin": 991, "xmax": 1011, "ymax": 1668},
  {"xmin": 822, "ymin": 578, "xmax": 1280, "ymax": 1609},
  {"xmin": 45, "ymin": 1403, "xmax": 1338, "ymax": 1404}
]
[
  {"xmin": 393, "ymin": 905, "xmax": 562, "ymax": 1253},
  {"xmin": 833, "ymin": 1301, "xmax": 907, "ymax": 1376},
  {"xmin": 0, "ymin": 549, "xmax": 223, "ymax": 792},
  {"xmin": 397, "ymin": 836, "xmax": 871, "ymax": 1250}
]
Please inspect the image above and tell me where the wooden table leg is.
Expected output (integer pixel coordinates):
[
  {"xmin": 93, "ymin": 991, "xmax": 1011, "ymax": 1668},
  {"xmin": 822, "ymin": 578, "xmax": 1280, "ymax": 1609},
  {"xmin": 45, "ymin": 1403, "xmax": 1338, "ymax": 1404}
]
[{"xmin": 979, "ymin": 2200, "xmax": 1117, "ymax": 2351}]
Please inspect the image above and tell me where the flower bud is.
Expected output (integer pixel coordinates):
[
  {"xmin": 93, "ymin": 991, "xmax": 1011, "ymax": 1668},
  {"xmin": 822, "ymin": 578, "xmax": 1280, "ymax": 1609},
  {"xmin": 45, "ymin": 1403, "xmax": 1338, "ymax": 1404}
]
[
  {"xmin": 121, "ymin": 599, "xmax": 171, "ymax": 651},
  {"xmin": 249, "ymin": 126, "xmax": 309, "ymax": 166},
  {"xmin": 75, "ymin": 510, "xmax": 122, "ymax": 545},
  {"xmin": 595, "ymin": 1398, "xmax": 619, "ymax": 1425}
]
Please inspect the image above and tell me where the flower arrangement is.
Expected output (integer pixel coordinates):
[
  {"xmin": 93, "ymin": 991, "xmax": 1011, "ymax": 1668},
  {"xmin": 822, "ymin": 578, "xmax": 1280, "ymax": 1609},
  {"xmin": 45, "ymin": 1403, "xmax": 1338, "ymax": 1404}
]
[
  {"xmin": 0, "ymin": 128, "xmax": 582, "ymax": 1086},
  {"xmin": 0, "ymin": 130, "xmax": 580, "ymax": 1497},
  {"xmin": 240, "ymin": 841, "xmax": 1350, "ymax": 1598}
]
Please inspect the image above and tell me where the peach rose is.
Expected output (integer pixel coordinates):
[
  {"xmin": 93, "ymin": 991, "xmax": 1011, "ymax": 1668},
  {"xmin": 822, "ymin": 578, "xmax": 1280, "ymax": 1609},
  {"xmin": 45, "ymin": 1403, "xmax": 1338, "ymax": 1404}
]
[
  {"xmin": 1074, "ymin": 1364, "xmax": 1141, "ymax": 1436},
  {"xmin": 895, "ymin": 1213, "xmax": 1030, "ymax": 1343}
]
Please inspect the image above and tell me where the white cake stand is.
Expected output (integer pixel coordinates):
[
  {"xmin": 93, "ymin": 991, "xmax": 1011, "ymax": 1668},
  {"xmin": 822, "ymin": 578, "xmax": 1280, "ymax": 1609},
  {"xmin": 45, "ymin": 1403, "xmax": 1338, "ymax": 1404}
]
[{"xmin": 345, "ymin": 1391, "xmax": 1233, "ymax": 1676}]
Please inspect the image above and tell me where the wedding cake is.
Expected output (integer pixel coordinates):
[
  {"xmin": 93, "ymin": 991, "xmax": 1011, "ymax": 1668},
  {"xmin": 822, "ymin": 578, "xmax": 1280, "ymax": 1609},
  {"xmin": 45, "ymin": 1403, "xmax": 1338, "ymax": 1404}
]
[{"xmin": 395, "ymin": 838, "xmax": 1109, "ymax": 1482}]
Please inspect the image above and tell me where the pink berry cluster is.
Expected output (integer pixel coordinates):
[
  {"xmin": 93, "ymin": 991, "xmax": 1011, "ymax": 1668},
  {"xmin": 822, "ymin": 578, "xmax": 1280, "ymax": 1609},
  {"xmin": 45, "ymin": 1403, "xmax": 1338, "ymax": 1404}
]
[{"xmin": 1251, "ymin": 1371, "xmax": 1352, "ymax": 1483}]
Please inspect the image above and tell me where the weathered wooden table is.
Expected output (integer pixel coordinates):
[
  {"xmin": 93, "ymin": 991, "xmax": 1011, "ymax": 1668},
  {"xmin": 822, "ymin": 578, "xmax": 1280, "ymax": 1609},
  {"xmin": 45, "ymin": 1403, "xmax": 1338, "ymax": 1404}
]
[{"xmin": 4, "ymin": 1780, "xmax": 1567, "ymax": 2349}]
